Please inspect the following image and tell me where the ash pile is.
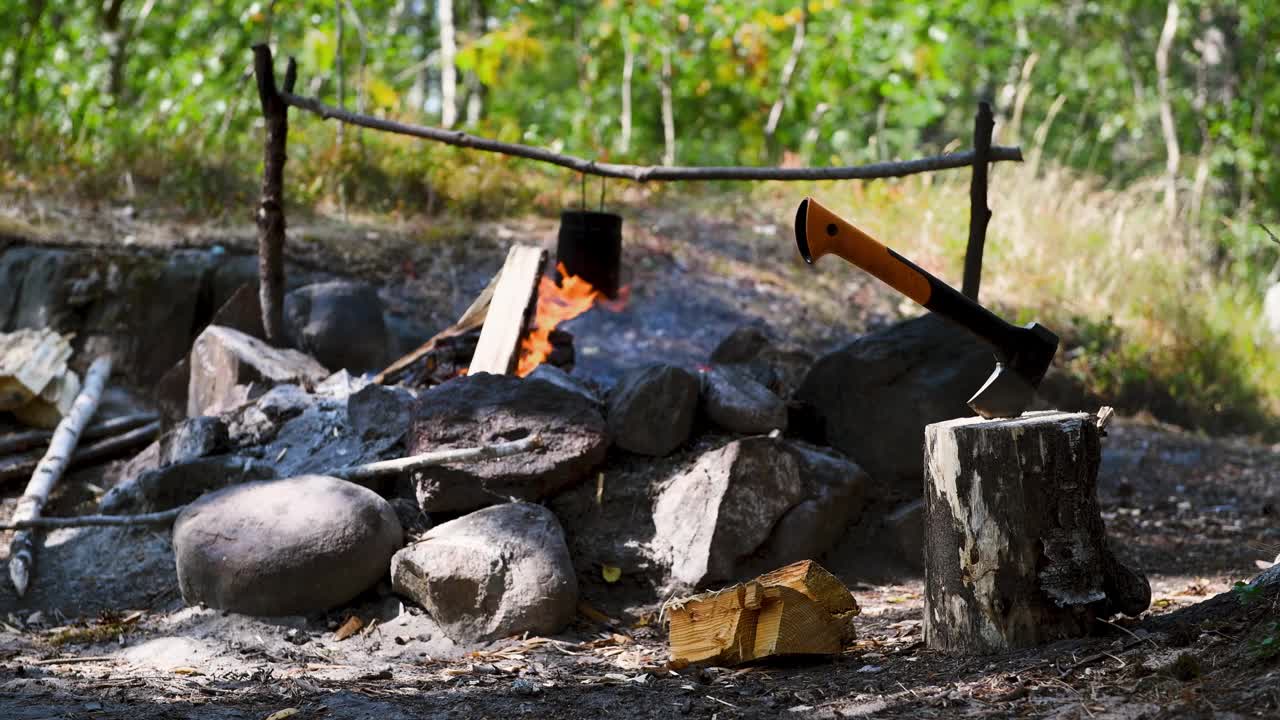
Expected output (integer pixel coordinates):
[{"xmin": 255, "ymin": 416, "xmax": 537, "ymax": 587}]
[{"xmin": 0, "ymin": 244, "xmax": 1000, "ymax": 653}]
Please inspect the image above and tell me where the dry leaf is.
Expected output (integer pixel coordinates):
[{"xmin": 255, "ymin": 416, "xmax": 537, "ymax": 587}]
[
  {"xmin": 602, "ymin": 565, "xmax": 622, "ymax": 583},
  {"xmin": 171, "ymin": 667, "xmax": 200, "ymax": 676},
  {"xmin": 264, "ymin": 710, "xmax": 300, "ymax": 720}
]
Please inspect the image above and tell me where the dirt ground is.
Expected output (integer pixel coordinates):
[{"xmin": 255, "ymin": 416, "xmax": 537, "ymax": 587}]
[{"xmin": 0, "ymin": 196, "xmax": 1278, "ymax": 718}]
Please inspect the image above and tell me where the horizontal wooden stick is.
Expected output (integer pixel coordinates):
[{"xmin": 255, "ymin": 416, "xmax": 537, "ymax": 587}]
[
  {"xmin": 332, "ymin": 433, "xmax": 543, "ymax": 481},
  {"xmin": 0, "ymin": 421, "xmax": 160, "ymax": 483},
  {"xmin": 0, "ymin": 412, "xmax": 158, "ymax": 456},
  {"xmin": 0, "ymin": 434, "xmax": 545, "ymax": 529},
  {"xmin": 283, "ymin": 91, "xmax": 1023, "ymax": 182}
]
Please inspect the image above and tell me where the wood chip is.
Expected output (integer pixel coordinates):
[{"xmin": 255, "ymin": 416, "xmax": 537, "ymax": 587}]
[{"xmin": 333, "ymin": 615, "xmax": 364, "ymax": 641}]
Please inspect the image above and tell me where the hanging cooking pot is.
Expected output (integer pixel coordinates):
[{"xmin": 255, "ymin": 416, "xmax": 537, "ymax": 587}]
[{"xmin": 555, "ymin": 210, "xmax": 622, "ymax": 299}]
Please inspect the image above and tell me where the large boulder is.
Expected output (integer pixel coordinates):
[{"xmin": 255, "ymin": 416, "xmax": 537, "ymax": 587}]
[
  {"xmin": 406, "ymin": 373, "xmax": 609, "ymax": 513},
  {"xmin": 187, "ymin": 325, "xmax": 329, "ymax": 417},
  {"xmin": 285, "ymin": 280, "xmax": 389, "ymax": 374},
  {"xmin": 606, "ymin": 363, "xmax": 699, "ymax": 456},
  {"xmin": 795, "ymin": 314, "xmax": 991, "ymax": 500},
  {"xmin": 391, "ymin": 502, "xmax": 577, "ymax": 643},
  {"xmin": 700, "ymin": 364, "xmax": 787, "ymax": 434},
  {"xmin": 173, "ymin": 475, "xmax": 403, "ymax": 616},
  {"xmin": 650, "ymin": 436, "xmax": 868, "ymax": 589}
]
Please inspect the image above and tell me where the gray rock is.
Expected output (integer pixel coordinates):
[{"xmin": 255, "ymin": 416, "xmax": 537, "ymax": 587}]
[
  {"xmin": 173, "ymin": 475, "xmax": 403, "ymax": 616},
  {"xmin": 883, "ymin": 499, "xmax": 925, "ymax": 570},
  {"xmin": 650, "ymin": 437, "xmax": 868, "ymax": 588},
  {"xmin": 709, "ymin": 325, "xmax": 813, "ymax": 401},
  {"xmin": 701, "ymin": 365, "xmax": 788, "ymax": 434},
  {"xmin": 527, "ymin": 364, "xmax": 600, "ymax": 406},
  {"xmin": 0, "ymin": 246, "xmax": 211, "ymax": 383},
  {"xmin": 711, "ymin": 326, "xmax": 772, "ymax": 364},
  {"xmin": 606, "ymin": 364, "xmax": 699, "ymax": 456},
  {"xmin": 795, "ymin": 314, "xmax": 991, "ymax": 500},
  {"xmin": 406, "ymin": 374, "xmax": 609, "ymax": 513},
  {"xmin": 757, "ymin": 441, "xmax": 869, "ymax": 570},
  {"xmin": 102, "ymin": 454, "xmax": 277, "ymax": 513},
  {"xmin": 390, "ymin": 502, "xmax": 577, "ymax": 643},
  {"xmin": 157, "ymin": 416, "xmax": 229, "ymax": 467},
  {"xmin": 187, "ymin": 325, "xmax": 329, "ymax": 417},
  {"xmin": 347, "ymin": 383, "xmax": 415, "ymax": 445},
  {"xmin": 285, "ymin": 281, "xmax": 389, "ymax": 374}
]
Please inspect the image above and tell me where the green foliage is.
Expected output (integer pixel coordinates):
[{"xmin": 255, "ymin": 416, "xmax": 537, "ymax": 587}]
[{"xmin": 1232, "ymin": 581, "xmax": 1280, "ymax": 659}]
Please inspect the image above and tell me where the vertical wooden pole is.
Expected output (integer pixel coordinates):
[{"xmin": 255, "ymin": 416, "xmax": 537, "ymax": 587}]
[
  {"xmin": 251, "ymin": 44, "xmax": 292, "ymax": 346},
  {"xmin": 961, "ymin": 101, "xmax": 994, "ymax": 301}
]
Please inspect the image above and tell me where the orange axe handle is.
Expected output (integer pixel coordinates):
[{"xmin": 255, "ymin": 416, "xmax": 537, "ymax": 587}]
[
  {"xmin": 795, "ymin": 197, "xmax": 932, "ymax": 305},
  {"xmin": 795, "ymin": 196, "xmax": 1023, "ymax": 355}
]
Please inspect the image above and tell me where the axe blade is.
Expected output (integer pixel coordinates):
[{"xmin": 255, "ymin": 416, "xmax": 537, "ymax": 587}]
[{"xmin": 967, "ymin": 362, "xmax": 1036, "ymax": 419}]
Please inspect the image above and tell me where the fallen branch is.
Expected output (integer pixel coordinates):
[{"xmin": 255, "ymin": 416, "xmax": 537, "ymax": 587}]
[
  {"xmin": 0, "ymin": 421, "xmax": 160, "ymax": 483},
  {"xmin": 0, "ymin": 412, "xmax": 158, "ymax": 456},
  {"xmin": 0, "ymin": 434, "xmax": 545, "ymax": 530},
  {"xmin": 8, "ymin": 356, "xmax": 113, "ymax": 597},
  {"xmin": 0, "ymin": 507, "xmax": 183, "ymax": 530},
  {"xmin": 331, "ymin": 433, "xmax": 543, "ymax": 481},
  {"xmin": 282, "ymin": 86, "xmax": 1023, "ymax": 182}
]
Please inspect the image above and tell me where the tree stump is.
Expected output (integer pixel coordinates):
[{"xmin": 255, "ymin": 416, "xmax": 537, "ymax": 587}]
[{"xmin": 923, "ymin": 411, "xmax": 1149, "ymax": 655}]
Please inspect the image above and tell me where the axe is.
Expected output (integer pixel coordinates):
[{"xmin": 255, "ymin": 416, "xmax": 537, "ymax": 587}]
[{"xmin": 795, "ymin": 196, "xmax": 1058, "ymax": 419}]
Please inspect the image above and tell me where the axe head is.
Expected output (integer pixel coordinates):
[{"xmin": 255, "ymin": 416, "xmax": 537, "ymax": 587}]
[{"xmin": 967, "ymin": 321, "xmax": 1059, "ymax": 419}]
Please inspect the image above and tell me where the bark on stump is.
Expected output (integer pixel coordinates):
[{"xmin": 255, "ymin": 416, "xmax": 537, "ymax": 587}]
[{"xmin": 923, "ymin": 411, "xmax": 1150, "ymax": 655}]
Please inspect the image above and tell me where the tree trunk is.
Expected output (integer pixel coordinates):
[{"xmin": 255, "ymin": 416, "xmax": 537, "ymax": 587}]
[
  {"xmin": 464, "ymin": 0, "xmax": 487, "ymax": 125},
  {"xmin": 1155, "ymin": 0, "xmax": 1181, "ymax": 221},
  {"xmin": 923, "ymin": 411, "xmax": 1150, "ymax": 655},
  {"xmin": 961, "ymin": 102, "xmax": 993, "ymax": 301},
  {"xmin": 618, "ymin": 19, "xmax": 634, "ymax": 154},
  {"xmin": 439, "ymin": 0, "xmax": 458, "ymax": 128},
  {"xmin": 764, "ymin": 8, "xmax": 806, "ymax": 156},
  {"xmin": 252, "ymin": 45, "xmax": 291, "ymax": 345},
  {"xmin": 660, "ymin": 45, "xmax": 675, "ymax": 166}
]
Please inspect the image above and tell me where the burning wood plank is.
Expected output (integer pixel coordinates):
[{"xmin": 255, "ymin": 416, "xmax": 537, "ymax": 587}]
[
  {"xmin": 665, "ymin": 560, "xmax": 859, "ymax": 666},
  {"xmin": 469, "ymin": 245, "xmax": 547, "ymax": 376}
]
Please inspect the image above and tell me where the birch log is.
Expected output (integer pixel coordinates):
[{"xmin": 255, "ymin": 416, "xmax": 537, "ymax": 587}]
[
  {"xmin": 922, "ymin": 411, "xmax": 1150, "ymax": 655},
  {"xmin": 7, "ymin": 355, "xmax": 113, "ymax": 596}
]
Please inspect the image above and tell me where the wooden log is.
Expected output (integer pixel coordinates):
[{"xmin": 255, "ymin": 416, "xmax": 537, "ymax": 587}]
[
  {"xmin": 922, "ymin": 411, "xmax": 1150, "ymax": 655},
  {"xmin": 373, "ymin": 270, "xmax": 500, "ymax": 385},
  {"xmin": 0, "ymin": 412, "xmax": 158, "ymax": 456},
  {"xmin": 961, "ymin": 101, "xmax": 994, "ymax": 301},
  {"xmin": 468, "ymin": 245, "xmax": 547, "ymax": 376},
  {"xmin": 0, "ymin": 329, "xmax": 73, "ymax": 412},
  {"xmin": 7, "ymin": 355, "xmax": 113, "ymax": 597},
  {"xmin": 666, "ymin": 560, "xmax": 859, "ymax": 666},
  {"xmin": 0, "ymin": 420, "xmax": 160, "ymax": 483}
]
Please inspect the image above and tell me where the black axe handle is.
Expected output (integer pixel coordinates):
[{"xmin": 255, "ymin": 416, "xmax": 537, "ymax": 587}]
[{"xmin": 795, "ymin": 196, "xmax": 1021, "ymax": 356}]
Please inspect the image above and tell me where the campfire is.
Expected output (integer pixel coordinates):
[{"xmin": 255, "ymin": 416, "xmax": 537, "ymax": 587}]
[
  {"xmin": 515, "ymin": 263, "xmax": 628, "ymax": 377},
  {"xmin": 379, "ymin": 248, "xmax": 628, "ymax": 387}
]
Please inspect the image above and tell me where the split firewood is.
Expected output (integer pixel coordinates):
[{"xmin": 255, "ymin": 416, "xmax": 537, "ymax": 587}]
[
  {"xmin": 0, "ymin": 328, "xmax": 73, "ymax": 413},
  {"xmin": 0, "ymin": 420, "xmax": 160, "ymax": 483},
  {"xmin": 665, "ymin": 560, "xmax": 860, "ymax": 666},
  {"xmin": 468, "ymin": 244, "xmax": 547, "ymax": 375},
  {"xmin": 7, "ymin": 355, "xmax": 113, "ymax": 597},
  {"xmin": 373, "ymin": 270, "xmax": 501, "ymax": 385},
  {"xmin": 12, "ymin": 368, "xmax": 80, "ymax": 429},
  {"xmin": 0, "ymin": 412, "xmax": 158, "ymax": 456},
  {"xmin": 0, "ymin": 433, "xmax": 544, "ymax": 530}
]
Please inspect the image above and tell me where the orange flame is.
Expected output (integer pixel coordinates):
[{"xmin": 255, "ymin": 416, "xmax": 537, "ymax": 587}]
[{"xmin": 514, "ymin": 263, "xmax": 628, "ymax": 377}]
